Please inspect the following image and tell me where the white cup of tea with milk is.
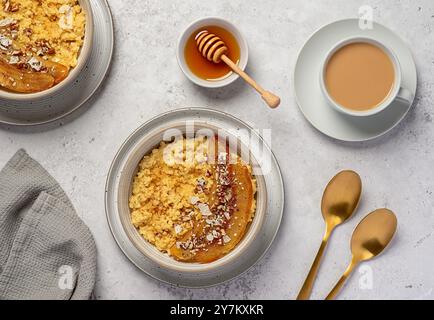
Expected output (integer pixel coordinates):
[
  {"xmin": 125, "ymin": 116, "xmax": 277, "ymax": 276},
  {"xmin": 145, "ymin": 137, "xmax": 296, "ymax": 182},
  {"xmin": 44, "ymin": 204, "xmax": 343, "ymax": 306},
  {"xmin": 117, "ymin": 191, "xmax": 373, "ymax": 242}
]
[{"xmin": 320, "ymin": 37, "xmax": 413, "ymax": 117}]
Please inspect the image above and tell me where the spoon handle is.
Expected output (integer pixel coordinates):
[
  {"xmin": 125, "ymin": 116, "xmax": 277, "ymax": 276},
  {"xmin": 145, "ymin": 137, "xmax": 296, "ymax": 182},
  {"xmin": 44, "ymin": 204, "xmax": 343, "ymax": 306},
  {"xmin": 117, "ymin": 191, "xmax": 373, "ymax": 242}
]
[
  {"xmin": 296, "ymin": 236, "xmax": 329, "ymax": 300},
  {"xmin": 220, "ymin": 55, "xmax": 281, "ymax": 108},
  {"xmin": 325, "ymin": 259, "xmax": 358, "ymax": 300}
]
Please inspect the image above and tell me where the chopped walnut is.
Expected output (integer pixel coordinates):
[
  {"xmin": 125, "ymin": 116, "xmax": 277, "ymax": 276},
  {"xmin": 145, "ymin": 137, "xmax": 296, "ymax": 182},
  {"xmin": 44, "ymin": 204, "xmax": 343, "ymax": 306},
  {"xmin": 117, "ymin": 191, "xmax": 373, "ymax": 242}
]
[
  {"xmin": 23, "ymin": 28, "xmax": 32, "ymax": 37},
  {"xmin": 3, "ymin": 0, "xmax": 19, "ymax": 13}
]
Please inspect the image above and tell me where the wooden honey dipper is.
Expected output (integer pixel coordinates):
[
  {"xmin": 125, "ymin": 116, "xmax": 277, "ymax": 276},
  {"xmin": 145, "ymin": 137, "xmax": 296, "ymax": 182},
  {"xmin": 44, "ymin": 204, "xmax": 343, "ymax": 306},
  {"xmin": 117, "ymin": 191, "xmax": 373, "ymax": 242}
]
[{"xmin": 196, "ymin": 31, "xmax": 281, "ymax": 108}]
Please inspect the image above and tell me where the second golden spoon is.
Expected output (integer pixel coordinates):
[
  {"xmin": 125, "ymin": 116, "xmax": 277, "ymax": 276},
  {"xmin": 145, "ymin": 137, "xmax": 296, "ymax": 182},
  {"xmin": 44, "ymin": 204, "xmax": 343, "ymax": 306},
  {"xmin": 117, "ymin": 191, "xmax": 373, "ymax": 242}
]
[{"xmin": 325, "ymin": 208, "xmax": 397, "ymax": 300}]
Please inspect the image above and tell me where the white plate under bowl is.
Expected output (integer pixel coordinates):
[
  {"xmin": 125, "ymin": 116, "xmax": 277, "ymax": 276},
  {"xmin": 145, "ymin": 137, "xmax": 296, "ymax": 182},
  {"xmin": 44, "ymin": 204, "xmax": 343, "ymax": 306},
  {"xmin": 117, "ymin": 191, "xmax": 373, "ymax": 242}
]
[
  {"xmin": 294, "ymin": 19, "xmax": 417, "ymax": 142},
  {"xmin": 0, "ymin": 0, "xmax": 114, "ymax": 126},
  {"xmin": 105, "ymin": 107, "xmax": 285, "ymax": 288}
]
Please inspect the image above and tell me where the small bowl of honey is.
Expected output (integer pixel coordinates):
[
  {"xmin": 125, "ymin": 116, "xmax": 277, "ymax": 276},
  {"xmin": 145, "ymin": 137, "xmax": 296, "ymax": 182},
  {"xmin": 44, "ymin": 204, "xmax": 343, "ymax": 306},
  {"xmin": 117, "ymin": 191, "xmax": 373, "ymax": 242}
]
[{"xmin": 177, "ymin": 17, "xmax": 249, "ymax": 88}]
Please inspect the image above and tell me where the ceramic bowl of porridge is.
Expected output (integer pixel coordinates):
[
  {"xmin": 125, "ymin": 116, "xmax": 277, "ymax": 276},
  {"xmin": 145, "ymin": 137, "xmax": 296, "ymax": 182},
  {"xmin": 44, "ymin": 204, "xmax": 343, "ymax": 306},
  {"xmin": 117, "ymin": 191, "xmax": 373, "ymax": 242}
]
[
  {"xmin": 105, "ymin": 108, "xmax": 285, "ymax": 287},
  {"xmin": 127, "ymin": 134, "xmax": 262, "ymax": 265},
  {"xmin": 0, "ymin": 0, "xmax": 93, "ymax": 99},
  {"xmin": 120, "ymin": 125, "xmax": 267, "ymax": 271}
]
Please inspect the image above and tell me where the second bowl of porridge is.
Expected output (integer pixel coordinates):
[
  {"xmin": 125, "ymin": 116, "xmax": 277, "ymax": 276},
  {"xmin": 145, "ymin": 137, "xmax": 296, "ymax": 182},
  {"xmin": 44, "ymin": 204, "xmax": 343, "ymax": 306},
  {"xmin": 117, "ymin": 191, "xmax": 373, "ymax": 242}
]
[
  {"xmin": 106, "ymin": 108, "xmax": 284, "ymax": 286},
  {"xmin": 0, "ymin": 0, "xmax": 93, "ymax": 99},
  {"xmin": 129, "ymin": 135, "xmax": 259, "ymax": 264},
  {"xmin": 115, "ymin": 121, "xmax": 268, "ymax": 273}
]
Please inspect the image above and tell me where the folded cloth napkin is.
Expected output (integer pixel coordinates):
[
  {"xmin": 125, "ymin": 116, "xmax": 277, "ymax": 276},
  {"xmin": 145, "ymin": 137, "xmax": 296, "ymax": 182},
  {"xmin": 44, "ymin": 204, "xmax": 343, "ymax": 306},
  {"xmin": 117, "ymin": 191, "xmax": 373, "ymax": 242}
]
[{"xmin": 0, "ymin": 149, "xmax": 96, "ymax": 300}]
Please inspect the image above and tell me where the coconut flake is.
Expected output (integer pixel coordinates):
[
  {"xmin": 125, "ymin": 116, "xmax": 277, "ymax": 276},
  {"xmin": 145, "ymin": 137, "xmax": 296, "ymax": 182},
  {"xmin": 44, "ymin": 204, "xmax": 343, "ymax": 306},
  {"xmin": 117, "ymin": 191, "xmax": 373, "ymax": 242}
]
[
  {"xmin": 0, "ymin": 18, "xmax": 15, "ymax": 27},
  {"xmin": 197, "ymin": 177, "xmax": 206, "ymax": 187},
  {"xmin": 223, "ymin": 235, "xmax": 231, "ymax": 244},
  {"xmin": 9, "ymin": 55, "xmax": 19, "ymax": 64},
  {"xmin": 223, "ymin": 211, "xmax": 231, "ymax": 220},
  {"xmin": 197, "ymin": 203, "xmax": 212, "ymax": 216},
  {"xmin": 59, "ymin": 5, "xmax": 74, "ymax": 30},
  {"xmin": 27, "ymin": 57, "xmax": 42, "ymax": 71},
  {"xmin": 0, "ymin": 35, "xmax": 11, "ymax": 50},
  {"xmin": 190, "ymin": 196, "xmax": 199, "ymax": 205},
  {"xmin": 174, "ymin": 224, "xmax": 183, "ymax": 235}
]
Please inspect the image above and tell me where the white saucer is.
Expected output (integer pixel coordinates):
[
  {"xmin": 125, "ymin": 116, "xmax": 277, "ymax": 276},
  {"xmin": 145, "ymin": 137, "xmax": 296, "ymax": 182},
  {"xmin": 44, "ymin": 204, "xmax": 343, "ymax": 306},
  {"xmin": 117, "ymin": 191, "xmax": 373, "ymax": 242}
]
[
  {"xmin": 294, "ymin": 19, "xmax": 417, "ymax": 142},
  {"xmin": 0, "ymin": 0, "xmax": 114, "ymax": 126}
]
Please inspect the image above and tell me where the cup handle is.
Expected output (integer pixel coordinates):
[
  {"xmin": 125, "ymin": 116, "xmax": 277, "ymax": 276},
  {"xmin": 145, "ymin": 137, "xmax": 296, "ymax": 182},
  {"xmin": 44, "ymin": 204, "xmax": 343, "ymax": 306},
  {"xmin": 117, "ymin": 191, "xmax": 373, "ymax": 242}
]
[{"xmin": 395, "ymin": 87, "xmax": 413, "ymax": 105}]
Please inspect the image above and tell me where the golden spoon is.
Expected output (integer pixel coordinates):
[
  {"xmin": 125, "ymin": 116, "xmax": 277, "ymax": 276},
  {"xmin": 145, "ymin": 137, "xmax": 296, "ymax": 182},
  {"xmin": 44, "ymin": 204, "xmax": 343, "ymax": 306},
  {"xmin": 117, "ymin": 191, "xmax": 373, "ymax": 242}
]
[
  {"xmin": 297, "ymin": 170, "xmax": 362, "ymax": 300},
  {"xmin": 325, "ymin": 208, "xmax": 397, "ymax": 300},
  {"xmin": 195, "ymin": 31, "xmax": 281, "ymax": 108}
]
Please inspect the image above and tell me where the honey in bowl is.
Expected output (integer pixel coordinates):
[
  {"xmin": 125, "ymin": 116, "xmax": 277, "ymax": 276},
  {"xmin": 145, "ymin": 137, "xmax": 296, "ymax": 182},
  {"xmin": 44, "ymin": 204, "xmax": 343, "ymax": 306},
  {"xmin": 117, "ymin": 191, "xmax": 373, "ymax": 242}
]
[{"xmin": 184, "ymin": 26, "xmax": 240, "ymax": 81}]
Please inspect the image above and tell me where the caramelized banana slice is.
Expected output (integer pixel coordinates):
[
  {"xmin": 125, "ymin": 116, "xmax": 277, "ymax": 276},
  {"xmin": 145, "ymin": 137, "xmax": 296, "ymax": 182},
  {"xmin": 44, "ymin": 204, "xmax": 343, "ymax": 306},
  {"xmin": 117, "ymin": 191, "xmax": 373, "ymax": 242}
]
[
  {"xmin": 195, "ymin": 163, "xmax": 254, "ymax": 263},
  {"xmin": 169, "ymin": 162, "xmax": 254, "ymax": 263},
  {"xmin": 0, "ymin": 60, "xmax": 54, "ymax": 93},
  {"xmin": 38, "ymin": 58, "xmax": 69, "ymax": 84}
]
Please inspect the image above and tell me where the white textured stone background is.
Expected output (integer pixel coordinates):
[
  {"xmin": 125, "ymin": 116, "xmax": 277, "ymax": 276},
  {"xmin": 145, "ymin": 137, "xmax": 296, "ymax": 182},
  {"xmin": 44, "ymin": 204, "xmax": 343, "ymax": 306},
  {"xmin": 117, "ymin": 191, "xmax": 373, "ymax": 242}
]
[{"xmin": 1, "ymin": 0, "xmax": 433, "ymax": 300}]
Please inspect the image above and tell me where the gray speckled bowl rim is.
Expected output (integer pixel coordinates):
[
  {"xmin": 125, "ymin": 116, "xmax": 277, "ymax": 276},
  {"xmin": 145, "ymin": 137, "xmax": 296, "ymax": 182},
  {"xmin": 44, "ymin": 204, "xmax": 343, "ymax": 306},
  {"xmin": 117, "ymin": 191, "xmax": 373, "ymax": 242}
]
[
  {"xmin": 0, "ymin": 0, "xmax": 114, "ymax": 126},
  {"xmin": 105, "ymin": 107, "xmax": 285, "ymax": 288}
]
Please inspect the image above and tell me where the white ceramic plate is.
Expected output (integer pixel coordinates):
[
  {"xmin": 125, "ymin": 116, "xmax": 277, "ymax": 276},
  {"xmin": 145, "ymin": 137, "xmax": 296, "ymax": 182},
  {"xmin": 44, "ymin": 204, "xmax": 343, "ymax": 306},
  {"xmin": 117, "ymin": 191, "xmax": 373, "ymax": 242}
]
[
  {"xmin": 105, "ymin": 108, "xmax": 285, "ymax": 288},
  {"xmin": 0, "ymin": 0, "xmax": 114, "ymax": 126},
  {"xmin": 294, "ymin": 19, "xmax": 417, "ymax": 142}
]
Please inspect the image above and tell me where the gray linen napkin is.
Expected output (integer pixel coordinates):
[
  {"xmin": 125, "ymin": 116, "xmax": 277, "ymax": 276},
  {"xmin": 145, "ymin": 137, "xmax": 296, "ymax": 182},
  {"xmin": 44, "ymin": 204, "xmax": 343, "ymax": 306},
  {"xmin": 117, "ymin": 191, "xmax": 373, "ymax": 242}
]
[{"xmin": 0, "ymin": 149, "xmax": 96, "ymax": 300}]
